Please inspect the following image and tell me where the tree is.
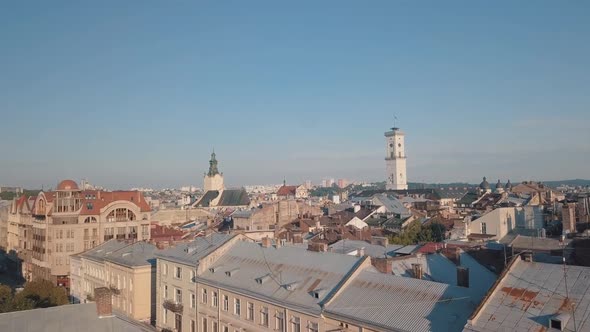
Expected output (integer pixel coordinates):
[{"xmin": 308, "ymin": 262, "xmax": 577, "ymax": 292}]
[
  {"xmin": 389, "ymin": 220, "xmax": 446, "ymax": 245},
  {"xmin": 0, "ymin": 280, "xmax": 67, "ymax": 313}
]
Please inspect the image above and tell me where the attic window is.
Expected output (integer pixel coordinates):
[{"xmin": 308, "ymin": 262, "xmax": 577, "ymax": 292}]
[
  {"xmin": 311, "ymin": 288, "xmax": 326, "ymax": 299},
  {"xmin": 255, "ymin": 274, "xmax": 272, "ymax": 285},
  {"xmin": 225, "ymin": 268, "xmax": 239, "ymax": 277},
  {"xmin": 209, "ymin": 265, "xmax": 222, "ymax": 273}
]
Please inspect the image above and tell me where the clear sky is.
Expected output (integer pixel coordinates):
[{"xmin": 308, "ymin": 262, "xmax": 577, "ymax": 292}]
[{"xmin": 1, "ymin": 1, "xmax": 589, "ymax": 189}]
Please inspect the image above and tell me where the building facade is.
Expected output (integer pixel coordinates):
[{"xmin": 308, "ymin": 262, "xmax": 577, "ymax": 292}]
[
  {"xmin": 70, "ymin": 240, "xmax": 158, "ymax": 323},
  {"xmin": 385, "ymin": 127, "xmax": 408, "ymax": 190},
  {"xmin": 5, "ymin": 179, "xmax": 151, "ymax": 286}
]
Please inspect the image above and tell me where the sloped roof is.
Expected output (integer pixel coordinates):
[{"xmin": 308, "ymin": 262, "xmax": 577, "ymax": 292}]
[
  {"xmin": 325, "ymin": 269, "xmax": 478, "ymax": 332},
  {"xmin": 465, "ymin": 259, "xmax": 590, "ymax": 332},
  {"xmin": 77, "ymin": 239, "xmax": 157, "ymax": 267},
  {"xmin": 277, "ymin": 185, "xmax": 298, "ymax": 196},
  {"xmin": 195, "ymin": 240, "xmax": 363, "ymax": 315},
  {"xmin": 0, "ymin": 303, "xmax": 155, "ymax": 332},
  {"xmin": 194, "ymin": 190, "xmax": 220, "ymax": 207},
  {"xmin": 155, "ymin": 233, "xmax": 235, "ymax": 266},
  {"xmin": 218, "ymin": 189, "xmax": 250, "ymax": 206}
]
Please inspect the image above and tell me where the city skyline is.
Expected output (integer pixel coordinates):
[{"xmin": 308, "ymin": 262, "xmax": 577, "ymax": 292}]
[{"xmin": 1, "ymin": 1, "xmax": 589, "ymax": 189}]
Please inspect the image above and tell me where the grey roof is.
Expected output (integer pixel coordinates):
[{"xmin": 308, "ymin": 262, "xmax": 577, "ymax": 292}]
[
  {"xmin": 325, "ymin": 269, "xmax": 479, "ymax": 332},
  {"xmin": 196, "ymin": 240, "xmax": 363, "ymax": 315},
  {"xmin": 218, "ymin": 188, "xmax": 250, "ymax": 206},
  {"xmin": 155, "ymin": 233, "xmax": 235, "ymax": 266},
  {"xmin": 329, "ymin": 239, "xmax": 404, "ymax": 258},
  {"xmin": 396, "ymin": 244, "xmax": 422, "ymax": 255},
  {"xmin": 505, "ymin": 234, "xmax": 570, "ymax": 252},
  {"xmin": 0, "ymin": 303, "xmax": 155, "ymax": 332},
  {"xmin": 76, "ymin": 240, "xmax": 157, "ymax": 267},
  {"xmin": 194, "ymin": 190, "xmax": 220, "ymax": 207},
  {"xmin": 465, "ymin": 259, "xmax": 590, "ymax": 332}
]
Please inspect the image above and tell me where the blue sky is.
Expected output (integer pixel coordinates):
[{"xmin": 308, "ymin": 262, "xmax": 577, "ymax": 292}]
[{"xmin": 1, "ymin": 1, "xmax": 589, "ymax": 189}]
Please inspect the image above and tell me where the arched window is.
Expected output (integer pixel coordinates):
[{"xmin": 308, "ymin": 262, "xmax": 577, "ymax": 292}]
[
  {"xmin": 107, "ymin": 208, "xmax": 137, "ymax": 222},
  {"xmin": 84, "ymin": 217, "xmax": 97, "ymax": 223}
]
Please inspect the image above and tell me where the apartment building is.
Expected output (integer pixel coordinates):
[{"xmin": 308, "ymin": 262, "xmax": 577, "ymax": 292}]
[
  {"xmin": 155, "ymin": 234, "xmax": 479, "ymax": 332},
  {"xmin": 4, "ymin": 179, "xmax": 151, "ymax": 286},
  {"xmin": 70, "ymin": 239, "xmax": 158, "ymax": 323}
]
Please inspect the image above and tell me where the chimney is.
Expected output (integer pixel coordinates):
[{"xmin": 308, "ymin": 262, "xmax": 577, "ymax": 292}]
[
  {"xmin": 442, "ymin": 247, "xmax": 460, "ymax": 265},
  {"xmin": 457, "ymin": 267, "xmax": 470, "ymax": 288},
  {"xmin": 371, "ymin": 236, "xmax": 389, "ymax": 247},
  {"xmin": 356, "ymin": 247, "xmax": 365, "ymax": 257},
  {"xmin": 261, "ymin": 237, "xmax": 272, "ymax": 248},
  {"xmin": 412, "ymin": 263, "xmax": 424, "ymax": 279},
  {"xmin": 353, "ymin": 205, "xmax": 361, "ymax": 213},
  {"xmin": 94, "ymin": 287, "xmax": 113, "ymax": 317},
  {"xmin": 521, "ymin": 252, "xmax": 533, "ymax": 262},
  {"xmin": 371, "ymin": 257, "xmax": 393, "ymax": 274},
  {"xmin": 307, "ymin": 242, "xmax": 328, "ymax": 252}
]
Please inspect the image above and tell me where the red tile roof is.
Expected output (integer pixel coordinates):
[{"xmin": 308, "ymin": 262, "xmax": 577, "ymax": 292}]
[
  {"xmin": 79, "ymin": 190, "xmax": 151, "ymax": 215},
  {"xmin": 277, "ymin": 185, "xmax": 298, "ymax": 196}
]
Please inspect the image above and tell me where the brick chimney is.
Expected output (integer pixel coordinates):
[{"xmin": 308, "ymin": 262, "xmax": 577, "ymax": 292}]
[
  {"xmin": 457, "ymin": 267, "xmax": 470, "ymax": 288},
  {"xmin": 307, "ymin": 242, "xmax": 328, "ymax": 252},
  {"xmin": 94, "ymin": 287, "xmax": 113, "ymax": 317},
  {"xmin": 261, "ymin": 237, "xmax": 272, "ymax": 248},
  {"xmin": 371, "ymin": 257, "xmax": 393, "ymax": 274},
  {"xmin": 412, "ymin": 263, "xmax": 423, "ymax": 279}
]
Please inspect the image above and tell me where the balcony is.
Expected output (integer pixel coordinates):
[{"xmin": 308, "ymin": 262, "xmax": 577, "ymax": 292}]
[{"xmin": 162, "ymin": 299, "xmax": 183, "ymax": 313}]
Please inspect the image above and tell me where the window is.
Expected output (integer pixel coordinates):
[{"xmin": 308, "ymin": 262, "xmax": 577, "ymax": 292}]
[
  {"xmin": 260, "ymin": 307, "xmax": 269, "ymax": 327},
  {"xmin": 307, "ymin": 321, "xmax": 318, "ymax": 332},
  {"xmin": 202, "ymin": 318, "xmax": 208, "ymax": 332},
  {"xmin": 234, "ymin": 298, "xmax": 241, "ymax": 316},
  {"xmin": 163, "ymin": 308, "xmax": 168, "ymax": 324},
  {"xmin": 163, "ymin": 263, "xmax": 168, "ymax": 275},
  {"xmin": 222, "ymin": 294, "xmax": 228, "ymax": 311},
  {"xmin": 291, "ymin": 316, "xmax": 301, "ymax": 332},
  {"xmin": 191, "ymin": 293, "xmax": 196, "ymax": 308},
  {"xmin": 212, "ymin": 291, "xmax": 218, "ymax": 307},
  {"xmin": 141, "ymin": 224, "xmax": 149, "ymax": 236},
  {"xmin": 175, "ymin": 313, "xmax": 182, "ymax": 332},
  {"xmin": 212, "ymin": 321, "xmax": 218, "ymax": 332},
  {"xmin": 247, "ymin": 302, "xmax": 254, "ymax": 320},
  {"xmin": 191, "ymin": 320, "xmax": 196, "ymax": 332},
  {"xmin": 276, "ymin": 312, "xmax": 285, "ymax": 331},
  {"xmin": 175, "ymin": 266, "xmax": 182, "ymax": 279},
  {"xmin": 223, "ymin": 326, "xmax": 229, "ymax": 332},
  {"xmin": 164, "ymin": 285, "xmax": 168, "ymax": 299},
  {"xmin": 190, "ymin": 269, "xmax": 196, "ymax": 283},
  {"xmin": 482, "ymin": 222, "xmax": 487, "ymax": 234},
  {"xmin": 202, "ymin": 288, "xmax": 208, "ymax": 304},
  {"xmin": 176, "ymin": 288, "xmax": 182, "ymax": 303}
]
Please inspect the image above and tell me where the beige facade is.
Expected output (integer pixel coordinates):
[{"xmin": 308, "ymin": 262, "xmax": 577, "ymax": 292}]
[
  {"xmin": 70, "ymin": 240, "xmax": 157, "ymax": 323},
  {"xmin": 5, "ymin": 180, "xmax": 151, "ymax": 286},
  {"xmin": 155, "ymin": 234, "xmax": 392, "ymax": 332}
]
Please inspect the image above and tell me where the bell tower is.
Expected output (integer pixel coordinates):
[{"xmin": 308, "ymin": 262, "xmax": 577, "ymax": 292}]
[
  {"xmin": 385, "ymin": 127, "xmax": 408, "ymax": 190},
  {"xmin": 203, "ymin": 151, "xmax": 224, "ymax": 192}
]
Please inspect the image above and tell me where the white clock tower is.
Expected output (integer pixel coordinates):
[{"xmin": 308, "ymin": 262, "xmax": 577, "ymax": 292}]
[{"xmin": 385, "ymin": 127, "xmax": 408, "ymax": 190}]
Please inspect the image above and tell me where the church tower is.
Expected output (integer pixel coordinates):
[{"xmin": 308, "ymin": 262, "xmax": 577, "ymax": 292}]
[
  {"xmin": 385, "ymin": 127, "xmax": 408, "ymax": 190},
  {"xmin": 203, "ymin": 151, "xmax": 224, "ymax": 192}
]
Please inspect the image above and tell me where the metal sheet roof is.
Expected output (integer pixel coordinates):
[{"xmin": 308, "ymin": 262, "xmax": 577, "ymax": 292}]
[
  {"xmin": 326, "ymin": 270, "xmax": 478, "ymax": 332},
  {"xmin": 329, "ymin": 239, "xmax": 404, "ymax": 258},
  {"xmin": 155, "ymin": 233, "xmax": 235, "ymax": 266},
  {"xmin": 465, "ymin": 259, "xmax": 590, "ymax": 332},
  {"xmin": 196, "ymin": 240, "xmax": 363, "ymax": 315},
  {"xmin": 76, "ymin": 240, "xmax": 158, "ymax": 267},
  {"xmin": 0, "ymin": 303, "xmax": 155, "ymax": 332}
]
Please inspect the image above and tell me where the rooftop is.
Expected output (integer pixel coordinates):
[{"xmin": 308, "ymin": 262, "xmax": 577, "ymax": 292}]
[
  {"xmin": 465, "ymin": 259, "xmax": 590, "ymax": 331},
  {"xmin": 0, "ymin": 303, "xmax": 155, "ymax": 332},
  {"xmin": 155, "ymin": 233, "xmax": 235, "ymax": 266},
  {"xmin": 196, "ymin": 240, "xmax": 364, "ymax": 315},
  {"xmin": 76, "ymin": 240, "xmax": 158, "ymax": 267}
]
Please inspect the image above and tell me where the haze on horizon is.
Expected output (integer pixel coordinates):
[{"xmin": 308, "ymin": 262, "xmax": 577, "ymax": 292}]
[{"xmin": 1, "ymin": 1, "xmax": 589, "ymax": 190}]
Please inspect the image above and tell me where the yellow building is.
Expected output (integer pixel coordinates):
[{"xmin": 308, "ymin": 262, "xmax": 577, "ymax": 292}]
[{"xmin": 70, "ymin": 239, "xmax": 158, "ymax": 324}]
